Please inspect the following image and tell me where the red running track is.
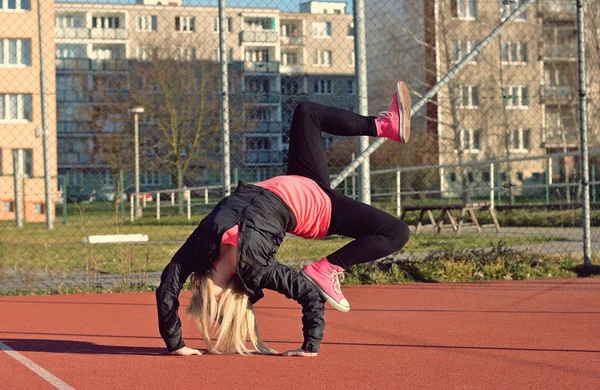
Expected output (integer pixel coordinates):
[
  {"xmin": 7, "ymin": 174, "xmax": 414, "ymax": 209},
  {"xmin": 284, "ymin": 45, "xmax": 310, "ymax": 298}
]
[{"xmin": 0, "ymin": 278, "xmax": 599, "ymax": 389}]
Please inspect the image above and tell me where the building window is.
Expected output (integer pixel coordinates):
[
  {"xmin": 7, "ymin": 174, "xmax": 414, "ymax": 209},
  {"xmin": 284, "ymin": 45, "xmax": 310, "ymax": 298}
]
[
  {"xmin": 33, "ymin": 203, "xmax": 44, "ymax": 215},
  {"xmin": 347, "ymin": 23, "xmax": 354, "ymax": 37},
  {"xmin": 142, "ymin": 171, "xmax": 161, "ymax": 186},
  {"xmin": 312, "ymin": 21, "xmax": 332, "ymax": 37},
  {"xmin": 347, "ymin": 79, "xmax": 355, "ymax": 95},
  {"xmin": 0, "ymin": 0, "xmax": 30, "ymax": 11},
  {"xmin": 282, "ymin": 77, "xmax": 302, "ymax": 95},
  {"xmin": 213, "ymin": 16, "xmax": 232, "ymax": 33},
  {"xmin": 501, "ymin": 41, "xmax": 528, "ymax": 64},
  {"xmin": 137, "ymin": 46, "xmax": 158, "ymax": 61},
  {"xmin": 451, "ymin": 40, "xmax": 479, "ymax": 64},
  {"xmin": 281, "ymin": 51, "xmax": 298, "ymax": 66},
  {"xmin": 511, "ymin": 128, "xmax": 531, "ymax": 152},
  {"xmin": 137, "ymin": 15, "xmax": 158, "ymax": 32},
  {"xmin": 349, "ymin": 51, "xmax": 355, "ymax": 66},
  {"xmin": 482, "ymin": 171, "xmax": 490, "ymax": 182},
  {"xmin": 501, "ymin": 0, "xmax": 528, "ymax": 21},
  {"xmin": 245, "ymin": 48, "xmax": 269, "ymax": 62},
  {"xmin": 314, "ymin": 79, "xmax": 332, "ymax": 95},
  {"xmin": 14, "ymin": 149, "xmax": 33, "ymax": 177},
  {"xmin": 244, "ymin": 17, "xmax": 273, "ymax": 31},
  {"xmin": 177, "ymin": 47, "xmax": 196, "ymax": 61},
  {"xmin": 457, "ymin": 85, "xmax": 480, "ymax": 108},
  {"xmin": 503, "ymin": 85, "xmax": 529, "ymax": 109},
  {"xmin": 0, "ymin": 94, "xmax": 32, "ymax": 122},
  {"xmin": 92, "ymin": 16, "xmax": 120, "ymax": 29},
  {"xmin": 248, "ymin": 107, "xmax": 273, "ymax": 121},
  {"xmin": 449, "ymin": 172, "xmax": 457, "ymax": 182},
  {"xmin": 313, "ymin": 50, "xmax": 332, "ymax": 66},
  {"xmin": 0, "ymin": 38, "xmax": 31, "ymax": 67},
  {"xmin": 213, "ymin": 46, "xmax": 233, "ymax": 62},
  {"xmin": 451, "ymin": 0, "xmax": 477, "ymax": 20},
  {"xmin": 56, "ymin": 14, "xmax": 83, "ymax": 28},
  {"xmin": 66, "ymin": 171, "xmax": 84, "ymax": 186},
  {"xmin": 460, "ymin": 129, "xmax": 481, "ymax": 153},
  {"xmin": 516, "ymin": 172, "xmax": 524, "ymax": 181},
  {"xmin": 175, "ymin": 16, "xmax": 195, "ymax": 32},
  {"xmin": 281, "ymin": 23, "xmax": 301, "ymax": 37}
]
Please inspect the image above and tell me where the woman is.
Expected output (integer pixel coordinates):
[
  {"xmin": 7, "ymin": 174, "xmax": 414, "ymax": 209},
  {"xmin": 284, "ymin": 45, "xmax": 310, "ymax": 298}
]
[{"xmin": 156, "ymin": 81, "xmax": 412, "ymax": 357}]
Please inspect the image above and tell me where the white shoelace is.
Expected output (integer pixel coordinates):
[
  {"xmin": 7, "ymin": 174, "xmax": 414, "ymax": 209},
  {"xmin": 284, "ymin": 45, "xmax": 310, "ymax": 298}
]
[
  {"xmin": 377, "ymin": 111, "xmax": 393, "ymax": 119},
  {"xmin": 332, "ymin": 271, "xmax": 345, "ymax": 295}
]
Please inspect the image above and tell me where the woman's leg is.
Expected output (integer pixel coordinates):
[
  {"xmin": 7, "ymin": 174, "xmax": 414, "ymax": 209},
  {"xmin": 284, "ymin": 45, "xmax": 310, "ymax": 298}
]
[
  {"xmin": 285, "ymin": 102, "xmax": 378, "ymax": 186},
  {"xmin": 325, "ymin": 191, "xmax": 410, "ymax": 269}
]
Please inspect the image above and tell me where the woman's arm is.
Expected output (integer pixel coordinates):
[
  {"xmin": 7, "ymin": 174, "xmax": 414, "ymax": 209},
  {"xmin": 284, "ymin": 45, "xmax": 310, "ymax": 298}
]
[
  {"xmin": 155, "ymin": 243, "xmax": 196, "ymax": 352},
  {"xmin": 261, "ymin": 262, "xmax": 326, "ymax": 353}
]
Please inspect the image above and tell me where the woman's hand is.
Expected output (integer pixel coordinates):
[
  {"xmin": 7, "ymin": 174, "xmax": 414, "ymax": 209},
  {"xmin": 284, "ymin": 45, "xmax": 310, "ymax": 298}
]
[
  {"xmin": 282, "ymin": 348, "xmax": 317, "ymax": 357},
  {"xmin": 171, "ymin": 346, "xmax": 203, "ymax": 356}
]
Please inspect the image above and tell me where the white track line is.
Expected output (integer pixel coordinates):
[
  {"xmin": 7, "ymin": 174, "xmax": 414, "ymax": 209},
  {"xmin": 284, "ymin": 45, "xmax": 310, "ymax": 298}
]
[{"xmin": 0, "ymin": 341, "xmax": 75, "ymax": 390}]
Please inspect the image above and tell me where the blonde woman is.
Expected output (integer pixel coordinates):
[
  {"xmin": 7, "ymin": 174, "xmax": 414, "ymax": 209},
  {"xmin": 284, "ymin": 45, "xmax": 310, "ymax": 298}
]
[{"xmin": 156, "ymin": 81, "xmax": 412, "ymax": 357}]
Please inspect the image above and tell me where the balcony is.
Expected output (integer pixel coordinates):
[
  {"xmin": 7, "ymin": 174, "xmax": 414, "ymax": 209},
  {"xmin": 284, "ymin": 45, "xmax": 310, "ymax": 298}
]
[
  {"xmin": 243, "ymin": 91, "xmax": 281, "ymax": 104},
  {"xmin": 280, "ymin": 64, "xmax": 305, "ymax": 75},
  {"xmin": 539, "ymin": 1, "xmax": 576, "ymax": 21},
  {"xmin": 240, "ymin": 30, "xmax": 278, "ymax": 44},
  {"xmin": 56, "ymin": 58, "xmax": 129, "ymax": 72},
  {"xmin": 58, "ymin": 152, "xmax": 92, "ymax": 166},
  {"xmin": 540, "ymin": 86, "xmax": 574, "ymax": 105},
  {"xmin": 245, "ymin": 121, "xmax": 282, "ymax": 134},
  {"xmin": 55, "ymin": 27, "xmax": 91, "ymax": 39},
  {"xmin": 243, "ymin": 61, "xmax": 279, "ymax": 73},
  {"xmin": 544, "ymin": 128, "xmax": 578, "ymax": 147},
  {"xmin": 245, "ymin": 150, "xmax": 283, "ymax": 166},
  {"xmin": 280, "ymin": 36, "xmax": 304, "ymax": 46},
  {"xmin": 90, "ymin": 28, "xmax": 128, "ymax": 40},
  {"xmin": 543, "ymin": 43, "xmax": 577, "ymax": 60}
]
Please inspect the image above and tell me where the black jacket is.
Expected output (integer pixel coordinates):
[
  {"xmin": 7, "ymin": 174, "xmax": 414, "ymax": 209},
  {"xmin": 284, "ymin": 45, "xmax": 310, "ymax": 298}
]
[{"xmin": 156, "ymin": 181, "xmax": 326, "ymax": 353}]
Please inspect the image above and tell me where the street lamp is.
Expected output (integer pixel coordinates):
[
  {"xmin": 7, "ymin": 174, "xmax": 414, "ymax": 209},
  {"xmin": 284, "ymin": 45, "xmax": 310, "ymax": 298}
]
[{"xmin": 129, "ymin": 107, "xmax": 144, "ymax": 220}]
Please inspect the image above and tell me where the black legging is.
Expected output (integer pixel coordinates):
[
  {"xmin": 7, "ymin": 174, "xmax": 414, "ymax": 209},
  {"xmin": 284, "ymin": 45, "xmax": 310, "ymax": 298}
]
[{"xmin": 286, "ymin": 102, "xmax": 410, "ymax": 269}]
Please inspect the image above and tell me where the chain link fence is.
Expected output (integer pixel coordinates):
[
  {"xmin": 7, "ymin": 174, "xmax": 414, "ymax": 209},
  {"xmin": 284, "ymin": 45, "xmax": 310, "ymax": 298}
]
[{"xmin": 0, "ymin": 0, "xmax": 598, "ymax": 293}]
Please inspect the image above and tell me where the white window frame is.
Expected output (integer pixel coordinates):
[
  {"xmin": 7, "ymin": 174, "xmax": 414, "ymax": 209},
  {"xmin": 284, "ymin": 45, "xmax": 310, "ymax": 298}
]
[
  {"xmin": 92, "ymin": 16, "xmax": 121, "ymax": 29},
  {"xmin": 451, "ymin": 40, "xmax": 479, "ymax": 64},
  {"xmin": 349, "ymin": 51, "xmax": 355, "ymax": 67},
  {"xmin": 137, "ymin": 15, "xmax": 157, "ymax": 32},
  {"xmin": 177, "ymin": 47, "xmax": 196, "ymax": 61},
  {"xmin": 0, "ymin": 38, "xmax": 31, "ymax": 67},
  {"xmin": 510, "ymin": 128, "xmax": 531, "ymax": 153},
  {"xmin": 457, "ymin": 85, "xmax": 480, "ymax": 109},
  {"xmin": 175, "ymin": 16, "xmax": 195, "ymax": 32},
  {"xmin": 0, "ymin": 0, "xmax": 30, "ymax": 11},
  {"xmin": 313, "ymin": 50, "xmax": 332, "ymax": 67},
  {"xmin": 503, "ymin": 85, "xmax": 530, "ymax": 109},
  {"xmin": 142, "ymin": 171, "xmax": 161, "ymax": 186},
  {"xmin": 213, "ymin": 16, "xmax": 232, "ymax": 33},
  {"xmin": 458, "ymin": 128, "xmax": 482, "ymax": 154},
  {"xmin": 451, "ymin": 0, "xmax": 477, "ymax": 20},
  {"xmin": 56, "ymin": 14, "xmax": 83, "ymax": 28},
  {"xmin": 137, "ymin": 46, "xmax": 157, "ymax": 61},
  {"xmin": 501, "ymin": 41, "xmax": 529, "ymax": 64},
  {"xmin": 0, "ymin": 93, "xmax": 32, "ymax": 123},
  {"xmin": 501, "ymin": 0, "xmax": 528, "ymax": 21},
  {"xmin": 281, "ymin": 51, "xmax": 298, "ymax": 66},
  {"xmin": 312, "ymin": 21, "xmax": 332, "ymax": 38},
  {"xmin": 314, "ymin": 79, "xmax": 332, "ymax": 95}
]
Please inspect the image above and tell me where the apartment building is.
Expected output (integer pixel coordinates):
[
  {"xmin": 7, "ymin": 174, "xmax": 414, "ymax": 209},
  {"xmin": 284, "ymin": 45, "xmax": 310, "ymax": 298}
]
[
  {"xmin": 53, "ymin": 0, "xmax": 355, "ymax": 195},
  {"xmin": 0, "ymin": 0, "xmax": 56, "ymax": 222},
  {"xmin": 423, "ymin": 0, "xmax": 599, "ymax": 199}
]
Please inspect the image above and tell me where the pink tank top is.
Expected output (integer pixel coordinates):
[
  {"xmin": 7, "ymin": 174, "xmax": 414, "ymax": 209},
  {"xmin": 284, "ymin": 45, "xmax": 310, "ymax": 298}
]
[{"xmin": 220, "ymin": 175, "xmax": 332, "ymax": 248}]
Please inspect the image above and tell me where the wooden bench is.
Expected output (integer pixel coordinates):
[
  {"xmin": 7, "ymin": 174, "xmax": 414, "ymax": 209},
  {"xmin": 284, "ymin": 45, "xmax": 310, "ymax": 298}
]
[{"xmin": 400, "ymin": 202, "xmax": 501, "ymax": 235}]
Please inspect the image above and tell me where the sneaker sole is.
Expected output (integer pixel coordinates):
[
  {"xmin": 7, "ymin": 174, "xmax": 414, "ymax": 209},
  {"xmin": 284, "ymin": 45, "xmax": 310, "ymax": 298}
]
[
  {"xmin": 396, "ymin": 81, "xmax": 411, "ymax": 143},
  {"xmin": 300, "ymin": 269, "xmax": 350, "ymax": 313}
]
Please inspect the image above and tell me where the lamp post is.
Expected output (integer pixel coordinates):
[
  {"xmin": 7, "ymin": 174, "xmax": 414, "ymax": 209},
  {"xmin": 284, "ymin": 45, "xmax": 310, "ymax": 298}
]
[{"xmin": 129, "ymin": 107, "xmax": 144, "ymax": 219}]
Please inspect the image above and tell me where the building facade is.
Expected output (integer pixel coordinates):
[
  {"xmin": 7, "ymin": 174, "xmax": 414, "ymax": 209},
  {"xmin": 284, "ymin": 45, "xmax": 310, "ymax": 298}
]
[
  {"xmin": 53, "ymin": 0, "xmax": 356, "ymax": 197},
  {"xmin": 0, "ymin": 0, "xmax": 57, "ymax": 222}
]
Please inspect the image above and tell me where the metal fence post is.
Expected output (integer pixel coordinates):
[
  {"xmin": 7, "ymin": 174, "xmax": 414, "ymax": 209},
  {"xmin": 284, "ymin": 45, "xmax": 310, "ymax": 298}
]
[
  {"xmin": 37, "ymin": 0, "xmax": 53, "ymax": 230},
  {"xmin": 395, "ymin": 168, "xmax": 401, "ymax": 217},
  {"xmin": 219, "ymin": 0, "xmax": 231, "ymax": 198},
  {"xmin": 204, "ymin": 188, "xmax": 209, "ymax": 204},
  {"xmin": 576, "ymin": 0, "xmax": 592, "ymax": 269},
  {"xmin": 13, "ymin": 150, "xmax": 24, "ymax": 228},
  {"xmin": 490, "ymin": 163, "xmax": 495, "ymax": 210},
  {"xmin": 353, "ymin": 0, "xmax": 371, "ymax": 205},
  {"xmin": 546, "ymin": 158, "xmax": 552, "ymax": 205},
  {"xmin": 62, "ymin": 175, "xmax": 67, "ymax": 225},
  {"xmin": 156, "ymin": 192, "xmax": 160, "ymax": 221},
  {"xmin": 186, "ymin": 189, "xmax": 191, "ymax": 221}
]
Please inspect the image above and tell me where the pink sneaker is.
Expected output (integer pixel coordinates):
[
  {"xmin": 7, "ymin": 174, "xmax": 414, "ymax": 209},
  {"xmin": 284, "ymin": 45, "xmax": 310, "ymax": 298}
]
[
  {"xmin": 375, "ymin": 81, "xmax": 411, "ymax": 143},
  {"xmin": 300, "ymin": 258, "xmax": 350, "ymax": 312}
]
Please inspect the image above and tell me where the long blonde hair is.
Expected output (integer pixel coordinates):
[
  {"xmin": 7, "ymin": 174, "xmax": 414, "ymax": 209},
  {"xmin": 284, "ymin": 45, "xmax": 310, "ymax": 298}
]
[{"xmin": 185, "ymin": 272, "xmax": 276, "ymax": 355}]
